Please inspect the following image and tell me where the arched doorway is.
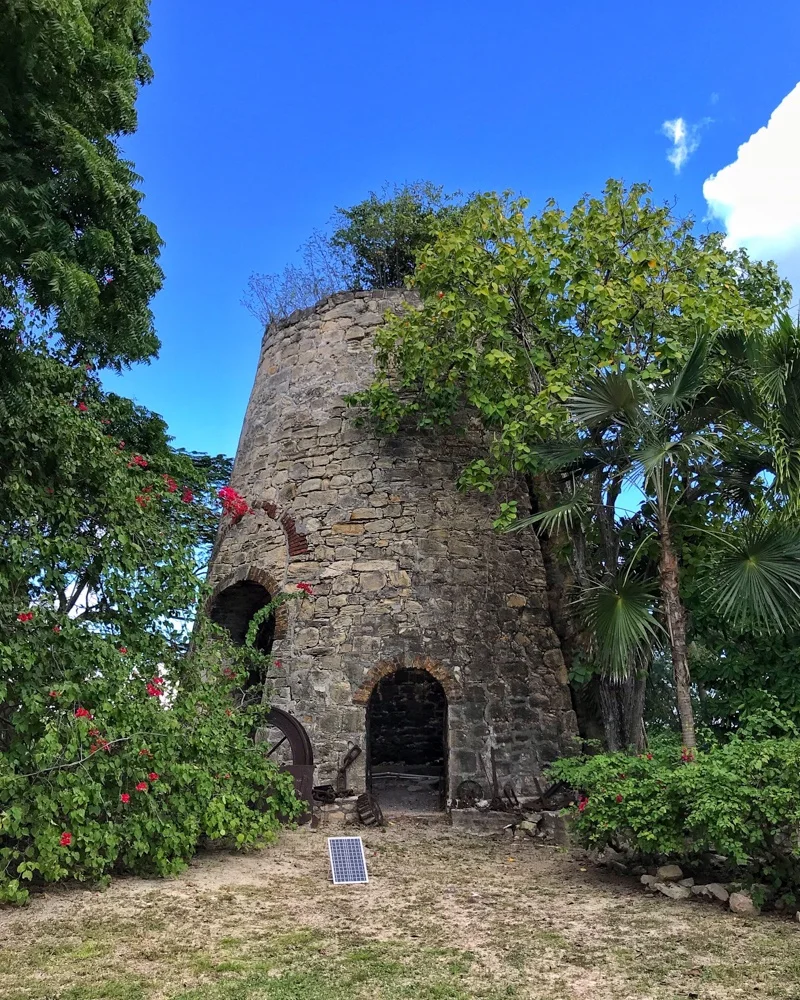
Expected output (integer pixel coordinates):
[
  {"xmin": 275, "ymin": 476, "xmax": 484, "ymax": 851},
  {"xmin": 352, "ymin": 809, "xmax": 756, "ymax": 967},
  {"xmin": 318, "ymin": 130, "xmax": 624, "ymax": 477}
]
[{"xmin": 367, "ymin": 669, "xmax": 447, "ymax": 811}]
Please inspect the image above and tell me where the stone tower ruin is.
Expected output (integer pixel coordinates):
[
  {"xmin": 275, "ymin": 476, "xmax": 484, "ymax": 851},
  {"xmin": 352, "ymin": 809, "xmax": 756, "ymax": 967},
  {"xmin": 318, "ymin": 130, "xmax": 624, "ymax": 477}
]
[{"xmin": 207, "ymin": 289, "xmax": 578, "ymax": 810}]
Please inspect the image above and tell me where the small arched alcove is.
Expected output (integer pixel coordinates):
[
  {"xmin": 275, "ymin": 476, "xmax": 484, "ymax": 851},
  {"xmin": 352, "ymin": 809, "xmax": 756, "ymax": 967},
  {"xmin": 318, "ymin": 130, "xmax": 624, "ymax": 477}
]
[
  {"xmin": 209, "ymin": 580, "xmax": 274, "ymax": 687},
  {"xmin": 367, "ymin": 668, "xmax": 448, "ymax": 811}
]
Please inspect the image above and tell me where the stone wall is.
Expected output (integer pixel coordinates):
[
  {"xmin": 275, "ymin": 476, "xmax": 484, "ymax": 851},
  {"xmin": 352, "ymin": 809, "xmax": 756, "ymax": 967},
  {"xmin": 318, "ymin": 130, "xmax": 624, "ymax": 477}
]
[{"xmin": 207, "ymin": 289, "xmax": 578, "ymax": 801}]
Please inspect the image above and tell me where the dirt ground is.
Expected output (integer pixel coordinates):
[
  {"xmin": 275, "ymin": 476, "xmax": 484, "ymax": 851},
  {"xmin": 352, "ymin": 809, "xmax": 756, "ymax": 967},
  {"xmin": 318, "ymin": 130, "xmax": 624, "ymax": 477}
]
[{"xmin": 1, "ymin": 816, "xmax": 799, "ymax": 1000}]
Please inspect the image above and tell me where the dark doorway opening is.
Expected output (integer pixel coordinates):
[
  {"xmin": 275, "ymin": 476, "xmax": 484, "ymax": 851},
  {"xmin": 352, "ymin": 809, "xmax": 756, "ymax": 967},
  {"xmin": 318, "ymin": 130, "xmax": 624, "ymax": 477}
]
[
  {"xmin": 367, "ymin": 669, "xmax": 447, "ymax": 812},
  {"xmin": 209, "ymin": 580, "xmax": 274, "ymax": 688}
]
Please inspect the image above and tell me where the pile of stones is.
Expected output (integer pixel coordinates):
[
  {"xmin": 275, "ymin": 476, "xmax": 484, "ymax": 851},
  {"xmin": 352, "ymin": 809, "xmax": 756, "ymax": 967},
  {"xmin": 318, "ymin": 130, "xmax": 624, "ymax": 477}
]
[{"xmin": 639, "ymin": 864, "xmax": 760, "ymax": 916}]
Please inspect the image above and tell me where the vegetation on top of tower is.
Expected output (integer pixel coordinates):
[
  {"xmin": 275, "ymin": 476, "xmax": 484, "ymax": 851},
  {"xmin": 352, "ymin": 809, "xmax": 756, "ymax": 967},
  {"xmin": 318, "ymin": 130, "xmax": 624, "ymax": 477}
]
[{"xmin": 242, "ymin": 182, "xmax": 466, "ymax": 327}]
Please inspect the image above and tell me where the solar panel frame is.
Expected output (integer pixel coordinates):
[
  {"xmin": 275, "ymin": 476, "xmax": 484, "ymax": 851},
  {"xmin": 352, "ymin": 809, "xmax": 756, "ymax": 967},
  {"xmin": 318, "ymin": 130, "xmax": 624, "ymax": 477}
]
[{"xmin": 327, "ymin": 836, "xmax": 369, "ymax": 884}]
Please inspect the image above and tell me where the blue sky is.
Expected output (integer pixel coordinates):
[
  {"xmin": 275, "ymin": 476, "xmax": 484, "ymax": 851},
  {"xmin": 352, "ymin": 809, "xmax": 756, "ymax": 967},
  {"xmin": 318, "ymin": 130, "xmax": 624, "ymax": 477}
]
[{"xmin": 112, "ymin": 0, "xmax": 800, "ymax": 459}]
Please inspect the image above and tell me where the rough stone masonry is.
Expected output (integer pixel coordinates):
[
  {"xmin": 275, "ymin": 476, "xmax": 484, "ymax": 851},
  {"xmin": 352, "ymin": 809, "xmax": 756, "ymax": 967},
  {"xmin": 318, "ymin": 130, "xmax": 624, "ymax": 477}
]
[{"xmin": 207, "ymin": 289, "xmax": 578, "ymax": 803}]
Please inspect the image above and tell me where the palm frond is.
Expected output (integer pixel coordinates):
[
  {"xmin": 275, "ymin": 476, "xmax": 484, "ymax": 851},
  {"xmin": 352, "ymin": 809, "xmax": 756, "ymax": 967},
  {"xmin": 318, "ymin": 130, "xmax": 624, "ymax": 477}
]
[
  {"xmin": 569, "ymin": 373, "xmax": 644, "ymax": 428},
  {"xmin": 505, "ymin": 485, "xmax": 592, "ymax": 536},
  {"xmin": 578, "ymin": 577, "xmax": 664, "ymax": 682},
  {"xmin": 656, "ymin": 336, "xmax": 710, "ymax": 411},
  {"xmin": 710, "ymin": 520, "xmax": 800, "ymax": 633}
]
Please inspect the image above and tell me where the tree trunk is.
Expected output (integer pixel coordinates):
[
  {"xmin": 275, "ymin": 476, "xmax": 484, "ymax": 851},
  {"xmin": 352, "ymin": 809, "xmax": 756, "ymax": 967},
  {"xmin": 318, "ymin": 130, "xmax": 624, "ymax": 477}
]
[{"xmin": 657, "ymin": 513, "xmax": 696, "ymax": 749}]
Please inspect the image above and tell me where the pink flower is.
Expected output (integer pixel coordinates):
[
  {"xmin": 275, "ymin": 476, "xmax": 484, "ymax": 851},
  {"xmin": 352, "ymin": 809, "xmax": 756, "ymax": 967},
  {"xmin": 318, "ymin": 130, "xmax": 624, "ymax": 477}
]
[
  {"xmin": 135, "ymin": 782, "xmax": 148, "ymax": 792},
  {"xmin": 77, "ymin": 402, "xmax": 88, "ymax": 412},
  {"xmin": 59, "ymin": 831, "xmax": 72, "ymax": 847},
  {"xmin": 148, "ymin": 772, "xmax": 159, "ymax": 782},
  {"xmin": 52, "ymin": 625, "xmax": 61, "ymax": 633},
  {"xmin": 296, "ymin": 582, "xmax": 313, "ymax": 595},
  {"xmin": 118, "ymin": 646, "xmax": 127, "ymax": 654},
  {"xmin": 120, "ymin": 793, "xmax": 130, "ymax": 803}
]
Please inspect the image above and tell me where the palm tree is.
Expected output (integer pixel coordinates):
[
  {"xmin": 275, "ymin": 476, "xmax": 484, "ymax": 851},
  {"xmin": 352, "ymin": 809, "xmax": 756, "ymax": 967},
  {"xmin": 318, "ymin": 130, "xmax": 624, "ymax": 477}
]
[{"xmin": 517, "ymin": 318, "xmax": 800, "ymax": 750}]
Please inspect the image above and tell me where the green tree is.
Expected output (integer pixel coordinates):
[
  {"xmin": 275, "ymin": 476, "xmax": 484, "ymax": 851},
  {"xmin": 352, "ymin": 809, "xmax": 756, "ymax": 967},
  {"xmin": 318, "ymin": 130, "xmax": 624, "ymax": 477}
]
[
  {"xmin": 349, "ymin": 180, "xmax": 790, "ymax": 746},
  {"xmin": 0, "ymin": 1, "xmax": 301, "ymax": 903},
  {"xmin": 0, "ymin": 0, "xmax": 163, "ymax": 368}
]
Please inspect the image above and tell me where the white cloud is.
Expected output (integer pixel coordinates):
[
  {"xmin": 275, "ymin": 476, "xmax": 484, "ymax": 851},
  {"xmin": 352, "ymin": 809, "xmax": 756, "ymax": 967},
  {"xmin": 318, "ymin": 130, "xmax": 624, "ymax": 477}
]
[
  {"xmin": 662, "ymin": 117, "xmax": 704, "ymax": 172},
  {"xmin": 703, "ymin": 82, "xmax": 800, "ymax": 298}
]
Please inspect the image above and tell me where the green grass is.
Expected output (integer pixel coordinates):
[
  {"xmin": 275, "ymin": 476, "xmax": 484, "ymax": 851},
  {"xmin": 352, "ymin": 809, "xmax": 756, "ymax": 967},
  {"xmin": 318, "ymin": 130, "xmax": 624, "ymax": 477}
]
[{"xmin": 0, "ymin": 924, "xmax": 509, "ymax": 1000}]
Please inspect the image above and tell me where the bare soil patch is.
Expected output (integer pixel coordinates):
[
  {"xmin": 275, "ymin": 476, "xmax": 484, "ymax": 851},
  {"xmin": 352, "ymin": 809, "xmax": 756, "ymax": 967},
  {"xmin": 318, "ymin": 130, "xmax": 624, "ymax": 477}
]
[{"xmin": 1, "ymin": 817, "xmax": 798, "ymax": 999}]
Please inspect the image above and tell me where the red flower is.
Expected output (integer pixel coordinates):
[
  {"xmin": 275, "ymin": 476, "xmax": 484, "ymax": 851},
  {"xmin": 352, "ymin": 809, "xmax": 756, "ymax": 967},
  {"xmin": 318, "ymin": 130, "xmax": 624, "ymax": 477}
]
[
  {"xmin": 139, "ymin": 748, "xmax": 151, "ymax": 757},
  {"xmin": 77, "ymin": 401, "xmax": 88, "ymax": 412},
  {"xmin": 49, "ymin": 690, "xmax": 60, "ymax": 698},
  {"xmin": 162, "ymin": 474, "xmax": 178, "ymax": 493},
  {"xmin": 118, "ymin": 646, "xmax": 128, "ymax": 654},
  {"xmin": 680, "ymin": 748, "xmax": 695, "ymax": 763},
  {"xmin": 617, "ymin": 773, "xmax": 627, "ymax": 780},
  {"xmin": 148, "ymin": 772, "xmax": 159, "ymax": 782},
  {"xmin": 218, "ymin": 486, "xmax": 252, "ymax": 521},
  {"xmin": 16, "ymin": 611, "xmax": 34, "ymax": 622},
  {"xmin": 135, "ymin": 782, "xmax": 148, "ymax": 792},
  {"xmin": 273, "ymin": 660, "xmax": 282, "ymax": 669},
  {"xmin": 577, "ymin": 795, "xmax": 588, "ymax": 813},
  {"xmin": 52, "ymin": 625, "xmax": 61, "ymax": 633},
  {"xmin": 59, "ymin": 831, "xmax": 72, "ymax": 847},
  {"xmin": 129, "ymin": 455, "xmax": 148, "ymax": 468},
  {"xmin": 616, "ymin": 794, "xmax": 623, "ymax": 803},
  {"xmin": 646, "ymin": 752, "xmax": 653, "ymax": 760},
  {"xmin": 437, "ymin": 291, "xmax": 444, "ymax": 298},
  {"xmin": 146, "ymin": 676, "xmax": 165, "ymax": 697},
  {"xmin": 296, "ymin": 582, "xmax": 313, "ymax": 595},
  {"xmin": 224, "ymin": 708, "xmax": 232, "ymax": 717},
  {"xmin": 118, "ymin": 441, "xmax": 126, "ymax": 449},
  {"xmin": 120, "ymin": 793, "xmax": 130, "ymax": 803},
  {"xmin": 181, "ymin": 488, "xmax": 193, "ymax": 504},
  {"xmin": 74, "ymin": 707, "xmax": 93, "ymax": 719}
]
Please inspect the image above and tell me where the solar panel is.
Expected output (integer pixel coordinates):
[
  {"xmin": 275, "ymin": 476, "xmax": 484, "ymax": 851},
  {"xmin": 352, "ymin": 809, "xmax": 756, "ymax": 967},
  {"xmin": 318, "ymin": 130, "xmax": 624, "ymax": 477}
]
[{"xmin": 327, "ymin": 836, "xmax": 369, "ymax": 884}]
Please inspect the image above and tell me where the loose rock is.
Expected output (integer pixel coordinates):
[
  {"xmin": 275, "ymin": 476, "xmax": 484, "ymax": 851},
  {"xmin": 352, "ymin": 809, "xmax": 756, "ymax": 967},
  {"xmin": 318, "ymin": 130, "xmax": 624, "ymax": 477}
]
[
  {"xmin": 706, "ymin": 883, "xmax": 730, "ymax": 903},
  {"xmin": 640, "ymin": 874, "xmax": 657, "ymax": 887},
  {"xmin": 656, "ymin": 864, "xmax": 683, "ymax": 882},
  {"xmin": 729, "ymin": 892, "xmax": 760, "ymax": 916},
  {"xmin": 679, "ymin": 877, "xmax": 695, "ymax": 887},
  {"xmin": 655, "ymin": 882, "xmax": 692, "ymax": 900}
]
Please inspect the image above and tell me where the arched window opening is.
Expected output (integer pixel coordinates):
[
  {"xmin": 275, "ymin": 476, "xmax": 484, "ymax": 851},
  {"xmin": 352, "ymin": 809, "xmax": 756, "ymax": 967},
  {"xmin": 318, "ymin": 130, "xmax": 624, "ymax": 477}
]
[
  {"xmin": 367, "ymin": 668, "xmax": 447, "ymax": 812},
  {"xmin": 209, "ymin": 580, "xmax": 274, "ymax": 688}
]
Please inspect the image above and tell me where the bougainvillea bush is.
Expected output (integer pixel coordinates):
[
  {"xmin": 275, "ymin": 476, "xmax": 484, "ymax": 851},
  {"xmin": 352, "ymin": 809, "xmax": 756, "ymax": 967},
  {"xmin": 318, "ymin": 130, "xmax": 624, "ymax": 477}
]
[
  {"xmin": 0, "ymin": 339, "xmax": 300, "ymax": 905},
  {"xmin": 550, "ymin": 711, "xmax": 800, "ymax": 894},
  {"xmin": 0, "ymin": 617, "xmax": 300, "ymax": 905}
]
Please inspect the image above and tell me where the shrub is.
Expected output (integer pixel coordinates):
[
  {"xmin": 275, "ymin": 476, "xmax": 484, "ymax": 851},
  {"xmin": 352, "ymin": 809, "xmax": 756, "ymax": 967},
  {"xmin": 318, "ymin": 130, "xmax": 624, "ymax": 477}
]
[
  {"xmin": 0, "ymin": 615, "xmax": 301, "ymax": 905},
  {"xmin": 550, "ymin": 712, "xmax": 800, "ymax": 894}
]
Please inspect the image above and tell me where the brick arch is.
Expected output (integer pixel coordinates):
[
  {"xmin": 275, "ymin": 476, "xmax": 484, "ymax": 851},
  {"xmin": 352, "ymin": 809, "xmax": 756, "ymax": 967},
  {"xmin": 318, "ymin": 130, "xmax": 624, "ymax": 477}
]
[
  {"xmin": 261, "ymin": 501, "xmax": 310, "ymax": 558},
  {"xmin": 206, "ymin": 565, "xmax": 289, "ymax": 639},
  {"xmin": 352, "ymin": 656, "xmax": 461, "ymax": 705}
]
